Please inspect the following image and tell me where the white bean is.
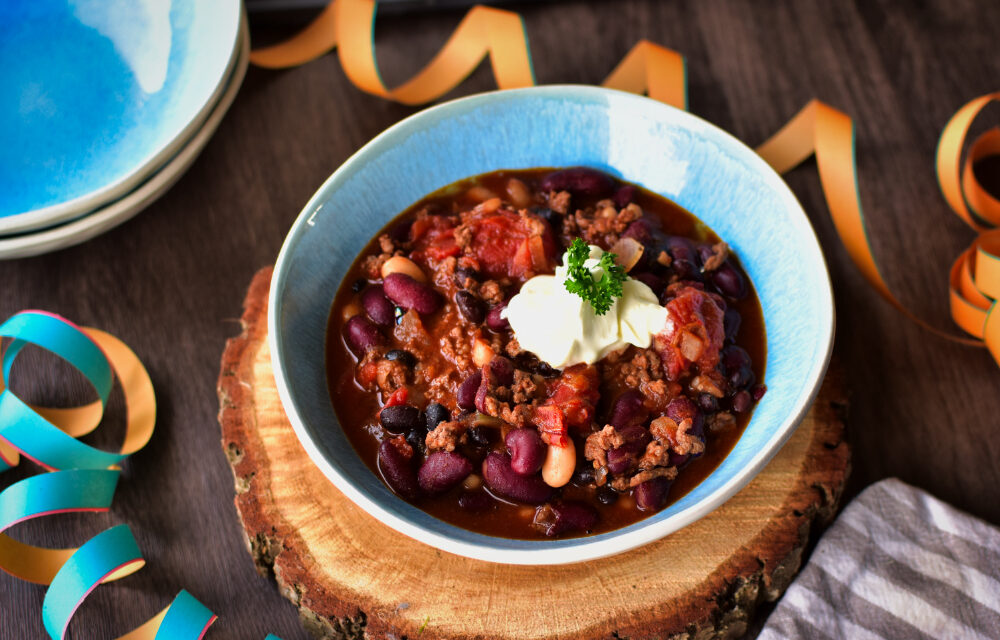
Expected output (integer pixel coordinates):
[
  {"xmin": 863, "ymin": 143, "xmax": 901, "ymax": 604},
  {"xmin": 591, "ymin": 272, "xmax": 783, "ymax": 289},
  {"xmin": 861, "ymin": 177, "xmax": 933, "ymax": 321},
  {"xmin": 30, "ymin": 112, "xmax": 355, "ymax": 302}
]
[
  {"xmin": 380, "ymin": 255, "xmax": 426, "ymax": 283},
  {"xmin": 542, "ymin": 439, "xmax": 576, "ymax": 488}
]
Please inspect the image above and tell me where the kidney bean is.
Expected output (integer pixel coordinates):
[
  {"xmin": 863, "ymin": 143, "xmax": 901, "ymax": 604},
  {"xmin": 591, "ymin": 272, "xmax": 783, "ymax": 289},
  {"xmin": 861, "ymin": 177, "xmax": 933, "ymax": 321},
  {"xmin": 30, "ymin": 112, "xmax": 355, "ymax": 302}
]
[
  {"xmin": 669, "ymin": 452, "xmax": 690, "ymax": 467},
  {"xmin": 418, "ymin": 451, "xmax": 473, "ymax": 495},
  {"xmin": 377, "ymin": 440, "xmax": 421, "ymax": 500},
  {"xmin": 752, "ymin": 384, "xmax": 768, "ymax": 401},
  {"xmin": 482, "ymin": 452, "xmax": 553, "ymax": 504},
  {"xmin": 538, "ymin": 501, "xmax": 599, "ymax": 537},
  {"xmin": 383, "ymin": 273, "xmax": 442, "ymax": 315},
  {"xmin": 607, "ymin": 447, "xmax": 638, "ymax": 475},
  {"xmin": 723, "ymin": 307, "xmax": 742, "ymax": 342},
  {"xmin": 732, "ymin": 390, "xmax": 752, "ymax": 413},
  {"xmin": 455, "ymin": 290, "xmax": 486, "ymax": 324},
  {"xmin": 457, "ymin": 372, "xmax": 482, "ymax": 410},
  {"xmin": 485, "ymin": 356, "xmax": 514, "ymax": 387},
  {"xmin": 485, "ymin": 302, "xmax": 509, "ymax": 331},
  {"xmin": 609, "ymin": 390, "xmax": 648, "ymax": 429},
  {"xmin": 635, "ymin": 477, "xmax": 672, "ymax": 511},
  {"xmin": 361, "ymin": 284, "xmax": 396, "ymax": 327},
  {"xmin": 458, "ymin": 491, "xmax": 494, "ymax": 511},
  {"xmin": 380, "ymin": 404, "xmax": 422, "ymax": 433},
  {"xmin": 540, "ymin": 167, "xmax": 615, "ymax": 198},
  {"xmin": 425, "ymin": 402, "xmax": 450, "ymax": 429},
  {"xmin": 345, "ymin": 315, "xmax": 383, "ymax": 353},
  {"xmin": 474, "ymin": 381, "xmax": 489, "ymax": 414},
  {"xmin": 613, "ymin": 185, "xmax": 638, "ymax": 209},
  {"xmin": 506, "ymin": 428, "xmax": 546, "ymax": 475},
  {"xmin": 711, "ymin": 263, "xmax": 747, "ymax": 300},
  {"xmin": 631, "ymin": 271, "xmax": 666, "ymax": 298},
  {"xmin": 623, "ymin": 219, "xmax": 653, "ymax": 245},
  {"xmin": 385, "ymin": 349, "xmax": 415, "ymax": 367},
  {"xmin": 665, "ymin": 397, "xmax": 704, "ymax": 438}
]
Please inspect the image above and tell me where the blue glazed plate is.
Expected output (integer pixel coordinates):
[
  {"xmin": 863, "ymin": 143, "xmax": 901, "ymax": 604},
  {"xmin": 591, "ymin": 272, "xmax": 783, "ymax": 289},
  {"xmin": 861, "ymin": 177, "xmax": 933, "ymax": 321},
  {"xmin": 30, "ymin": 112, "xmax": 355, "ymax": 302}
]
[
  {"xmin": 0, "ymin": 0, "xmax": 241, "ymax": 232},
  {"xmin": 270, "ymin": 86, "xmax": 835, "ymax": 565}
]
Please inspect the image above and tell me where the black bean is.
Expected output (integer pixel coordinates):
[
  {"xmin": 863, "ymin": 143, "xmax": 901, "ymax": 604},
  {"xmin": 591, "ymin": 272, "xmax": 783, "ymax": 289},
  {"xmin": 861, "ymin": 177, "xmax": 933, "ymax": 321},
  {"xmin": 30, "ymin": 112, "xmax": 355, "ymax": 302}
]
[
  {"xmin": 732, "ymin": 390, "xmax": 752, "ymax": 413},
  {"xmin": 596, "ymin": 486, "xmax": 619, "ymax": 505},
  {"xmin": 379, "ymin": 405, "xmax": 421, "ymax": 433},
  {"xmin": 456, "ymin": 372, "xmax": 482, "ymax": 410},
  {"xmin": 610, "ymin": 390, "xmax": 647, "ymax": 429},
  {"xmin": 721, "ymin": 345, "xmax": 752, "ymax": 374},
  {"xmin": 405, "ymin": 429, "xmax": 426, "ymax": 457},
  {"xmin": 572, "ymin": 466, "xmax": 596, "ymax": 485},
  {"xmin": 696, "ymin": 393, "xmax": 719, "ymax": 413},
  {"xmin": 723, "ymin": 307, "xmax": 742, "ymax": 343},
  {"xmin": 467, "ymin": 425, "xmax": 491, "ymax": 447},
  {"xmin": 345, "ymin": 315, "xmax": 383, "ymax": 354},
  {"xmin": 425, "ymin": 402, "xmax": 450, "ymax": 429},
  {"xmin": 711, "ymin": 264, "xmax": 747, "ymax": 300},
  {"xmin": 385, "ymin": 349, "xmax": 416, "ymax": 368},
  {"xmin": 351, "ymin": 278, "xmax": 366, "ymax": 293},
  {"xmin": 454, "ymin": 266, "xmax": 479, "ymax": 288},
  {"xmin": 455, "ymin": 290, "xmax": 486, "ymax": 324},
  {"xmin": 665, "ymin": 236, "xmax": 701, "ymax": 281},
  {"xmin": 394, "ymin": 306, "xmax": 405, "ymax": 324},
  {"xmin": 531, "ymin": 206, "xmax": 561, "ymax": 231}
]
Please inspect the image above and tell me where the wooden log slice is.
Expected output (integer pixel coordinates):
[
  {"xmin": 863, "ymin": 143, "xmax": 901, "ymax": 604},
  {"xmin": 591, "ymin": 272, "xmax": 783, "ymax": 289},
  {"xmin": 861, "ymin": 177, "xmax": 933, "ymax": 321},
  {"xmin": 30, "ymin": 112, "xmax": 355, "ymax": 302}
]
[{"xmin": 218, "ymin": 267, "xmax": 849, "ymax": 640}]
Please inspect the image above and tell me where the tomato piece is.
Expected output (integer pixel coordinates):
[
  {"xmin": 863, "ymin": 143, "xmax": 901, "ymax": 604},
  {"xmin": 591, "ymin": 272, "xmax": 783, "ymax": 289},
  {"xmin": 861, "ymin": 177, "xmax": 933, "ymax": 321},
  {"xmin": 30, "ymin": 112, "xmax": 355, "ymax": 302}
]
[
  {"xmin": 384, "ymin": 387, "xmax": 409, "ymax": 407},
  {"xmin": 655, "ymin": 286, "xmax": 725, "ymax": 380},
  {"xmin": 464, "ymin": 210, "xmax": 556, "ymax": 280},
  {"xmin": 537, "ymin": 364, "xmax": 599, "ymax": 440},
  {"xmin": 410, "ymin": 215, "xmax": 458, "ymax": 263}
]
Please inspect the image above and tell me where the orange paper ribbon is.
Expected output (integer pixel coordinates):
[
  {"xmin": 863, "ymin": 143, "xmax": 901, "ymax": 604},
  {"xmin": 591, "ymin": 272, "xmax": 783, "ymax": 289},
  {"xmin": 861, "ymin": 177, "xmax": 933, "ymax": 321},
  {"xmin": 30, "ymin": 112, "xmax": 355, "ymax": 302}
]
[{"xmin": 251, "ymin": 0, "xmax": 1000, "ymax": 366}]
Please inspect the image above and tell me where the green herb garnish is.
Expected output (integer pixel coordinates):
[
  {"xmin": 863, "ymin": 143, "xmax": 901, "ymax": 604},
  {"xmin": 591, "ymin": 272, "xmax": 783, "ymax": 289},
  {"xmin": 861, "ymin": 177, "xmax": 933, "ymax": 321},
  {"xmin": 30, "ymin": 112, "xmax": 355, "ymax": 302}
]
[{"xmin": 563, "ymin": 238, "xmax": 627, "ymax": 315}]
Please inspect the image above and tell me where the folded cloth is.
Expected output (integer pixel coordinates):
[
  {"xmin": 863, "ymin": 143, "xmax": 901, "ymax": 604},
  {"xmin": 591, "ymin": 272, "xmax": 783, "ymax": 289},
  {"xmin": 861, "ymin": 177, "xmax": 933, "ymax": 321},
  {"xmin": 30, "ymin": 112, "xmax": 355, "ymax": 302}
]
[{"xmin": 759, "ymin": 478, "xmax": 1000, "ymax": 639}]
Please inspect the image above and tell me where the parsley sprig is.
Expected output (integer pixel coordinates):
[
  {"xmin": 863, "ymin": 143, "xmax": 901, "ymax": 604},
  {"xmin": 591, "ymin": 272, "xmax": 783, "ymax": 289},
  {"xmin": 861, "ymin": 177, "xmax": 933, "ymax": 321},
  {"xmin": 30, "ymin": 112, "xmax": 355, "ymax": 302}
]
[{"xmin": 563, "ymin": 238, "xmax": 627, "ymax": 315}]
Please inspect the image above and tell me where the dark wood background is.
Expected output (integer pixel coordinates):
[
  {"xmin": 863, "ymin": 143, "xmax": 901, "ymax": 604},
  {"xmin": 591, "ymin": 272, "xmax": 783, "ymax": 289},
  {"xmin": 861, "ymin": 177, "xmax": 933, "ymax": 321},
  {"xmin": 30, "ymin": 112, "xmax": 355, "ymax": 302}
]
[{"xmin": 2, "ymin": 1, "xmax": 998, "ymax": 638}]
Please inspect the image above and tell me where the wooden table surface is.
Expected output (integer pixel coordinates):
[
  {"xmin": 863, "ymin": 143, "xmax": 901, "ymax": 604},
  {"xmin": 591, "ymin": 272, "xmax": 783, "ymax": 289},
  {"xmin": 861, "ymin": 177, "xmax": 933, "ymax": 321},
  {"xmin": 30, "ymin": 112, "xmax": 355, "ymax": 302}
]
[{"xmin": 2, "ymin": 1, "xmax": 998, "ymax": 638}]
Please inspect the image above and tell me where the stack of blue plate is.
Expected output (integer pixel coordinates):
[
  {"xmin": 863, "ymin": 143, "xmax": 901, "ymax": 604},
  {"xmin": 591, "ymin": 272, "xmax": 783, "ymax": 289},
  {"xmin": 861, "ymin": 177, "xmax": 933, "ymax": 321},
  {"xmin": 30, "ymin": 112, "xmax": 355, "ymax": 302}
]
[{"xmin": 0, "ymin": 0, "xmax": 246, "ymax": 258}]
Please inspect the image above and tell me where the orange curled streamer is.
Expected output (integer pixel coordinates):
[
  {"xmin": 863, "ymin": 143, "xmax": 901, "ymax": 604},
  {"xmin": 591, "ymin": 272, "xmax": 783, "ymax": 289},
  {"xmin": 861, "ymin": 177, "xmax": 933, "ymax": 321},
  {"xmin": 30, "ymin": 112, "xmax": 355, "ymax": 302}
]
[{"xmin": 251, "ymin": 2, "xmax": 1000, "ymax": 366}]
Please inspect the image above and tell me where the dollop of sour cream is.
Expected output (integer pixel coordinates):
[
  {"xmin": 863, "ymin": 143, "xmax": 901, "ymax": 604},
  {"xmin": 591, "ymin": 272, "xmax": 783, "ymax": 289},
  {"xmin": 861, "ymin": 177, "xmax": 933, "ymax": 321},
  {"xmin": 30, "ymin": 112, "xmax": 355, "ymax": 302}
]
[{"xmin": 502, "ymin": 245, "xmax": 668, "ymax": 369}]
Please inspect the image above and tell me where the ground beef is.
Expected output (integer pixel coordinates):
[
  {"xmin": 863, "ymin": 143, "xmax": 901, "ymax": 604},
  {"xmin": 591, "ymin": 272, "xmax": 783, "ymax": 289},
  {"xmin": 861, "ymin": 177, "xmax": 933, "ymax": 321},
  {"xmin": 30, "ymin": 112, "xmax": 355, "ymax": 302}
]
[
  {"xmin": 374, "ymin": 359, "xmax": 409, "ymax": 393},
  {"xmin": 361, "ymin": 252, "xmax": 393, "ymax": 279},
  {"xmin": 378, "ymin": 234, "xmax": 396, "ymax": 254},
  {"xmin": 706, "ymin": 411, "xmax": 737, "ymax": 433},
  {"xmin": 432, "ymin": 255, "xmax": 458, "ymax": 289},
  {"xmin": 548, "ymin": 190, "xmax": 571, "ymax": 214},
  {"xmin": 439, "ymin": 325, "xmax": 473, "ymax": 371},
  {"xmin": 690, "ymin": 373, "xmax": 725, "ymax": 398},
  {"xmin": 571, "ymin": 202, "xmax": 643, "ymax": 249},
  {"xmin": 628, "ymin": 466, "xmax": 677, "ymax": 488},
  {"xmin": 584, "ymin": 425, "xmax": 626, "ymax": 469},
  {"xmin": 650, "ymin": 416, "xmax": 705, "ymax": 456},
  {"xmin": 504, "ymin": 337, "xmax": 523, "ymax": 358},
  {"xmin": 638, "ymin": 439, "xmax": 672, "ymax": 470},
  {"xmin": 511, "ymin": 370, "xmax": 544, "ymax": 403},
  {"xmin": 453, "ymin": 223, "xmax": 473, "ymax": 250},
  {"xmin": 701, "ymin": 242, "xmax": 729, "ymax": 272},
  {"xmin": 601, "ymin": 347, "xmax": 679, "ymax": 414},
  {"xmin": 425, "ymin": 420, "xmax": 468, "ymax": 452},
  {"xmin": 479, "ymin": 280, "xmax": 504, "ymax": 305},
  {"xmin": 387, "ymin": 435, "xmax": 414, "ymax": 460}
]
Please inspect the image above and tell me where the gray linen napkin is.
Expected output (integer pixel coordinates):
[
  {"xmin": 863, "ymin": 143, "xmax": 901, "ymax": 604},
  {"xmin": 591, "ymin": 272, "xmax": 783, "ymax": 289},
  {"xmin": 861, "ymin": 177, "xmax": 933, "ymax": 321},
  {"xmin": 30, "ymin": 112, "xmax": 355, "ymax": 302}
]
[{"xmin": 759, "ymin": 478, "xmax": 1000, "ymax": 639}]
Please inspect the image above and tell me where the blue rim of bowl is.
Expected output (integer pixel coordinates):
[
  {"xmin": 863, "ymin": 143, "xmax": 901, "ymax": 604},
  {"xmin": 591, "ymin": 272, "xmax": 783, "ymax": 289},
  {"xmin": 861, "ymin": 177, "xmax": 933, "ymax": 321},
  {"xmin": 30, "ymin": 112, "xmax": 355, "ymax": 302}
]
[{"xmin": 269, "ymin": 85, "xmax": 835, "ymax": 565}]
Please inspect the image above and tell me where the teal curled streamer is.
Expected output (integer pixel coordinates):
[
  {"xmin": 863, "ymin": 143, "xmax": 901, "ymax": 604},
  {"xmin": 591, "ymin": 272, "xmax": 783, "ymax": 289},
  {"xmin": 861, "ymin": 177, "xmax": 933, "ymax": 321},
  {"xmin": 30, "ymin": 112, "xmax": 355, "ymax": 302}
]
[{"xmin": 0, "ymin": 311, "xmax": 222, "ymax": 638}]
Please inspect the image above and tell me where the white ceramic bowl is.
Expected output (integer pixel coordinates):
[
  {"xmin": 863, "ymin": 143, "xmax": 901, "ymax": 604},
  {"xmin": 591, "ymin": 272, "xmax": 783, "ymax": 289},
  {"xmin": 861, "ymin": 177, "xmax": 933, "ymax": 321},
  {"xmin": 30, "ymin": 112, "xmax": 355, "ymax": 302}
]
[{"xmin": 269, "ymin": 86, "xmax": 834, "ymax": 565}]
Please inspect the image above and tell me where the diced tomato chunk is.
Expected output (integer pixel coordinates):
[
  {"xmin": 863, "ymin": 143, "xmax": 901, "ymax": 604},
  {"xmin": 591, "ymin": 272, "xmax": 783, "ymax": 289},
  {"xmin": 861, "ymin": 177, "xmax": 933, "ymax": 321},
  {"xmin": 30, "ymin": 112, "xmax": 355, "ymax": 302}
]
[
  {"xmin": 410, "ymin": 215, "xmax": 458, "ymax": 263},
  {"xmin": 534, "ymin": 364, "xmax": 600, "ymax": 444},
  {"xmin": 655, "ymin": 286, "xmax": 725, "ymax": 380},
  {"xmin": 384, "ymin": 387, "xmax": 409, "ymax": 407},
  {"xmin": 464, "ymin": 210, "xmax": 556, "ymax": 280}
]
